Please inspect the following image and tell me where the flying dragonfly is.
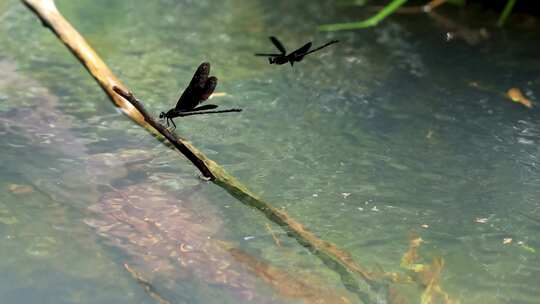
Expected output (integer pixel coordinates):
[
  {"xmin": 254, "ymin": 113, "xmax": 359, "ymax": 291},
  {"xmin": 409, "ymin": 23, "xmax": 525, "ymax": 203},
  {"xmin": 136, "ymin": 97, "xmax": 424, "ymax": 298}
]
[
  {"xmin": 255, "ymin": 36, "xmax": 339, "ymax": 66},
  {"xmin": 160, "ymin": 62, "xmax": 241, "ymax": 129}
]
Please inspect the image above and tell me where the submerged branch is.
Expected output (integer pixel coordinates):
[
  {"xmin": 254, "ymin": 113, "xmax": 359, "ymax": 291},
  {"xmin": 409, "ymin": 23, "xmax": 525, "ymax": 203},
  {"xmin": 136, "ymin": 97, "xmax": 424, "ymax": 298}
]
[{"xmin": 124, "ymin": 263, "xmax": 172, "ymax": 304}]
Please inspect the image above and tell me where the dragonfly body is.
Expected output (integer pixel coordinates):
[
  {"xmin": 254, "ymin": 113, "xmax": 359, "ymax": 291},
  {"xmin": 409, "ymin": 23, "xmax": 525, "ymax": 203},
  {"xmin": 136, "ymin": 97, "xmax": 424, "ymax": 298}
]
[
  {"xmin": 160, "ymin": 62, "xmax": 241, "ymax": 129},
  {"xmin": 255, "ymin": 36, "xmax": 338, "ymax": 66}
]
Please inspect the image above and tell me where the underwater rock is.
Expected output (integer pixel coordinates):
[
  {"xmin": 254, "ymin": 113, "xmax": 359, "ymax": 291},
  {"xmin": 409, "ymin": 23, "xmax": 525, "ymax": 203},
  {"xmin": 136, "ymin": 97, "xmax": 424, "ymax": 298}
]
[{"xmin": 86, "ymin": 182, "xmax": 282, "ymax": 303}]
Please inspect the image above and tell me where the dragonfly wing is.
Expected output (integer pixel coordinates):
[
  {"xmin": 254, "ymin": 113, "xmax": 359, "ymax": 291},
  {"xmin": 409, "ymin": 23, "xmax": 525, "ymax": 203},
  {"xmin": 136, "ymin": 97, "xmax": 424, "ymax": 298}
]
[
  {"xmin": 270, "ymin": 36, "xmax": 287, "ymax": 54},
  {"xmin": 200, "ymin": 76, "xmax": 217, "ymax": 101},
  {"xmin": 175, "ymin": 62, "xmax": 210, "ymax": 111},
  {"xmin": 191, "ymin": 104, "xmax": 219, "ymax": 111},
  {"xmin": 302, "ymin": 40, "xmax": 339, "ymax": 56},
  {"xmin": 289, "ymin": 42, "xmax": 312, "ymax": 59},
  {"xmin": 193, "ymin": 62, "xmax": 210, "ymax": 89}
]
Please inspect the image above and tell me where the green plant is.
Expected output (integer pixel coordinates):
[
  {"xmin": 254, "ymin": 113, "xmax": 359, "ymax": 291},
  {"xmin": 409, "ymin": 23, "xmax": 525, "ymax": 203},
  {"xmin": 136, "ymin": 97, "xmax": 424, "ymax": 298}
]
[
  {"xmin": 319, "ymin": 0, "xmax": 408, "ymax": 31},
  {"xmin": 497, "ymin": 0, "xmax": 517, "ymax": 27},
  {"xmin": 319, "ymin": 0, "xmax": 519, "ymax": 32}
]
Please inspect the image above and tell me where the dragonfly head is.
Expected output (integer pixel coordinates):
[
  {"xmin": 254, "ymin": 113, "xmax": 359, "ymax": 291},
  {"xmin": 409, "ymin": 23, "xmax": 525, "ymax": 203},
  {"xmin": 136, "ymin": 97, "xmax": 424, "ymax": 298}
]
[
  {"xmin": 159, "ymin": 112, "xmax": 166, "ymax": 119},
  {"xmin": 269, "ymin": 57, "xmax": 275, "ymax": 64}
]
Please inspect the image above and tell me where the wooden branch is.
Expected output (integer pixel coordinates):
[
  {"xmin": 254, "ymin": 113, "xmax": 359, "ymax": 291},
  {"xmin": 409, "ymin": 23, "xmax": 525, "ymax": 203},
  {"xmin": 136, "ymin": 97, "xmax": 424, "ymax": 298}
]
[
  {"xmin": 22, "ymin": 0, "xmax": 386, "ymax": 300},
  {"xmin": 21, "ymin": 0, "xmax": 144, "ymax": 124},
  {"xmin": 22, "ymin": 0, "xmax": 215, "ymax": 179},
  {"xmin": 112, "ymin": 87, "xmax": 214, "ymax": 179}
]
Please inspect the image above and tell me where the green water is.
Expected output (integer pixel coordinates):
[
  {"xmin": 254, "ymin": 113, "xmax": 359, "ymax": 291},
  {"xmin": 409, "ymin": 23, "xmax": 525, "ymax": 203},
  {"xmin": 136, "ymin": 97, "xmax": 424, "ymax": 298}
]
[{"xmin": 1, "ymin": 0, "xmax": 540, "ymax": 303}]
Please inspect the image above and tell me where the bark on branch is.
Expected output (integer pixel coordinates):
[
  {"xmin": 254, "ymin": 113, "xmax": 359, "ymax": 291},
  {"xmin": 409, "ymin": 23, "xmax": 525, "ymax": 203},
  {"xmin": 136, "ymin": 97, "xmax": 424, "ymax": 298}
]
[{"xmin": 112, "ymin": 87, "xmax": 215, "ymax": 179}]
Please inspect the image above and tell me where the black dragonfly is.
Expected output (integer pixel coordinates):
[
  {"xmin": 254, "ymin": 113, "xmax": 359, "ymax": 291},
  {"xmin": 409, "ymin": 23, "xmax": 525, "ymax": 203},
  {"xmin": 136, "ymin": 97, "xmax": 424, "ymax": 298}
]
[
  {"xmin": 255, "ymin": 36, "xmax": 339, "ymax": 66},
  {"xmin": 160, "ymin": 62, "xmax": 241, "ymax": 129}
]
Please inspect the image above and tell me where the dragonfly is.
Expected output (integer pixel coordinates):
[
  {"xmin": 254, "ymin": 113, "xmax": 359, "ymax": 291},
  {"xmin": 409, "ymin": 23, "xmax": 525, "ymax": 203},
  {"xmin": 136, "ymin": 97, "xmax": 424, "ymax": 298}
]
[
  {"xmin": 255, "ymin": 36, "xmax": 339, "ymax": 66},
  {"xmin": 160, "ymin": 62, "xmax": 242, "ymax": 129}
]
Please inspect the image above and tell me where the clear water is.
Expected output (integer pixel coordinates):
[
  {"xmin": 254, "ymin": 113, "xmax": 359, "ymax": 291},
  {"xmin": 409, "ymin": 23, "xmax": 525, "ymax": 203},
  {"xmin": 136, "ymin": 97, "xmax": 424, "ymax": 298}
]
[{"xmin": 1, "ymin": 0, "xmax": 539, "ymax": 303}]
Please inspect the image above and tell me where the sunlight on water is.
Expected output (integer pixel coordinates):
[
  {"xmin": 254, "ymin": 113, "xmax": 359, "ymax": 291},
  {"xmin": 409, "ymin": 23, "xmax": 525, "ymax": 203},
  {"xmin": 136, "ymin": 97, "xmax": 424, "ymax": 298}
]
[{"xmin": 1, "ymin": 0, "xmax": 539, "ymax": 303}]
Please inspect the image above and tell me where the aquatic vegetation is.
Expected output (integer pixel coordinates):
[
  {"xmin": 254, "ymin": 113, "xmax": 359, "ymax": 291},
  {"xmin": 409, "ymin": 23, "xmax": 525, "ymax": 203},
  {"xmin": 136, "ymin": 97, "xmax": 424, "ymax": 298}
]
[
  {"xmin": 319, "ymin": 0, "xmax": 407, "ymax": 31},
  {"xmin": 497, "ymin": 0, "xmax": 517, "ymax": 27},
  {"xmin": 319, "ymin": 0, "xmax": 521, "ymax": 31},
  {"xmin": 0, "ymin": 203, "xmax": 19, "ymax": 225},
  {"xmin": 400, "ymin": 233, "xmax": 458, "ymax": 304},
  {"xmin": 224, "ymin": 244, "xmax": 354, "ymax": 303},
  {"xmin": 519, "ymin": 243, "xmax": 536, "ymax": 253}
]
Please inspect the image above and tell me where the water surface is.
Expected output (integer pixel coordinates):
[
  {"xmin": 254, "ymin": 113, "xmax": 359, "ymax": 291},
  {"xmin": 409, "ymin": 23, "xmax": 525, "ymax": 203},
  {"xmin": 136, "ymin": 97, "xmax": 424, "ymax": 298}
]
[{"xmin": 1, "ymin": 1, "xmax": 539, "ymax": 303}]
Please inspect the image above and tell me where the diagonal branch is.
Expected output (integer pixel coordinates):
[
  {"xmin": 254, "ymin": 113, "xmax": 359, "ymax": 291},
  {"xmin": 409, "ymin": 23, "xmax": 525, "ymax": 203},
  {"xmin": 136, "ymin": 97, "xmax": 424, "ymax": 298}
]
[{"xmin": 112, "ymin": 87, "xmax": 215, "ymax": 179}]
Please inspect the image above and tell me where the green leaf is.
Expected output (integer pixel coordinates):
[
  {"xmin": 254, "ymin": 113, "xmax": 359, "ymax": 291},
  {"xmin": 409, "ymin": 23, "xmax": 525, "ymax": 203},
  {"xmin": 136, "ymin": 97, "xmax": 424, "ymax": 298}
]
[
  {"xmin": 319, "ymin": 0, "xmax": 408, "ymax": 31},
  {"xmin": 497, "ymin": 0, "xmax": 517, "ymax": 27},
  {"xmin": 520, "ymin": 244, "xmax": 536, "ymax": 253}
]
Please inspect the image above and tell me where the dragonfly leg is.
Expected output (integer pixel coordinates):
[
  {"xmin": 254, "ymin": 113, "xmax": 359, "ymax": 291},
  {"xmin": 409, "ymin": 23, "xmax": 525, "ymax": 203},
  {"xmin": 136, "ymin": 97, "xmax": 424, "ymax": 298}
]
[{"xmin": 164, "ymin": 117, "xmax": 174, "ymax": 130}]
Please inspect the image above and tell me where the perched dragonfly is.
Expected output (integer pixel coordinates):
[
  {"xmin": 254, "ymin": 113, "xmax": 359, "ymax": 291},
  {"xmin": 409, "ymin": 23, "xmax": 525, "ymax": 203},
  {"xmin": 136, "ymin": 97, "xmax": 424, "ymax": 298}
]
[
  {"xmin": 255, "ymin": 36, "xmax": 339, "ymax": 66},
  {"xmin": 159, "ymin": 62, "xmax": 241, "ymax": 129}
]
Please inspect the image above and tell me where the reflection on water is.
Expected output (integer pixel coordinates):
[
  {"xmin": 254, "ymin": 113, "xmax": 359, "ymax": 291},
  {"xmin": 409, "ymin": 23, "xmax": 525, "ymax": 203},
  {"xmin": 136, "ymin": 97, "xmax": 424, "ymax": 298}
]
[{"xmin": 1, "ymin": 0, "xmax": 540, "ymax": 303}]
